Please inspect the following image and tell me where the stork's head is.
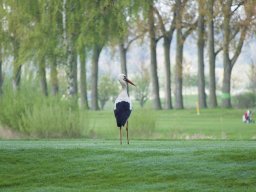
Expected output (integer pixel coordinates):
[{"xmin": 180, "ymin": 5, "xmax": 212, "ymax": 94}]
[{"xmin": 118, "ymin": 74, "xmax": 135, "ymax": 88}]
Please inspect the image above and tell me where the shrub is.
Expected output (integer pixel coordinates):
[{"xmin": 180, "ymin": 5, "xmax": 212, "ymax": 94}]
[
  {"xmin": 0, "ymin": 81, "xmax": 89, "ymax": 138},
  {"xmin": 129, "ymin": 109, "xmax": 156, "ymax": 138},
  {"xmin": 19, "ymin": 98, "xmax": 89, "ymax": 138},
  {"xmin": 233, "ymin": 92, "xmax": 256, "ymax": 108},
  {"xmin": 0, "ymin": 83, "xmax": 40, "ymax": 130}
]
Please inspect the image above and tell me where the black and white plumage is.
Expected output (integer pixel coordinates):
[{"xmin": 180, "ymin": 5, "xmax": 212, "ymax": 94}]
[
  {"xmin": 114, "ymin": 101, "xmax": 131, "ymax": 127},
  {"xmin": 114, "ymin": 74, "xmax": 135, "ymax": 144}
]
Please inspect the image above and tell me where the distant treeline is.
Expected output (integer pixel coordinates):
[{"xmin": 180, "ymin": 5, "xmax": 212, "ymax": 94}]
[{"xmin": 0, "ymin": 0, "xmax": 255, "ymax": 111}]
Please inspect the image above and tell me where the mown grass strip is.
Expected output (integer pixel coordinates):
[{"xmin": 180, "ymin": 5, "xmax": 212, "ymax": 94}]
[{"xmin": 0, "ymin": 140, "xmax": 256, "ymax": 192}]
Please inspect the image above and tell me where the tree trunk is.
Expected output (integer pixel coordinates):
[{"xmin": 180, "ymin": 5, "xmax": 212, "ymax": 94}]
[
  {"xmin": 163, "ymin": 37, "xmax": 172, "ymax": 109},
  {"xmin": 222, "ymin": 59, "xmax": 232, "ymax": 108},
  {"xmin": 222, "ymin": 0, "xmax": 232, "ymax": 108},
  {"xmin": 62, "ymin": 0, "xmax": 77, "ymax": 98},
  {"xmin": 221, "ymin": 0, "xmax": 248, "ymax": 108},
  {"xmin": 91, "ymin": 44, "xmax": 102, "ymax": 111},
  {"xmin": 207, "ymin": 0, "xmax": 218, "ymax": 108},
  {"xmin": 12, "ymin": 41, "xmax": 21, "ymax": 91},
  {"xmin": 0, "ymin": 53, "xmax": 3, "ymax": 96},
  {"xmin": 62, "ymin": 0, "xmax": 67, "ymax": 50},
  {"xmin": 148, "ymin": 3, "xmax": 162, "ymax": 110},
  {"xmin": 119, "ymin": 42, "xmax": 127, "ymax": 76},
  {"xmin": 50, "ymin": 57, "xmax": 59, "ymax": 96},
  {"xmin": 153, "ymin": 6, "xmax": 175, "ymax": 109},
  {"xmin": 79, "ymin": 48, "xmax": 89, "ymax": 109},
  {"xmin": 174, "ymin": 0, "xmax": 183, "ymax": 109},
  {"xmin": 39, "ymin": 57, "xmax": 48, "ymax": 96},
  {"xmin": 119, "ymin": 42, "xmax": 129, "ymax": 94},
  {"xmin": 175, "ymin": 31, "xmax": 184, "ymax": 109},
  {"xmin": 197, "ymin": 1, "xmax": 207, "ymax": 108},
  {"xmin": 66, "ymin": 44, "xmax": 78, "ymax": 97}
]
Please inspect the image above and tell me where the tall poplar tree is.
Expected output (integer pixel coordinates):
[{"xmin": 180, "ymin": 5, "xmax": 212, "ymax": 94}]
[
  {"xmin": 221, "ymin": 0, "xmax": 250, "ymax": 108},
  {"xmin": 207, "ymin": 0, "xmax": 218, "ymax": 108},
  {"xmin": 197, "ymin": 0, "xmax": 207, "ymax": 108},
  {"xmin": 174, "ymin": 0, "xmax": 196, "ymax": 109},
  {"xmin": 0, "ymin": 46, "xmax": 2, "ymax": 95},
  {"xmin": 148, "ymin": 0, "xmax": 162, "ymax": 110},
  {"xmin": 154, "ymin": 2, "xmax": 176, "ymax": 109}
]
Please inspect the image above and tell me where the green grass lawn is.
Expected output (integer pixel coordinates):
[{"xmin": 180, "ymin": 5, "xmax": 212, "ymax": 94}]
[
  {"xmin": 87, "ymin": 108, "xmax": 256, "ymax": 140},
  {"xmin": 1, "ymin": 109, "xmax": 256, "ymax": 191},
  {"xmin": 1, "ymin": 140, "xmax": 256, "ymax": 192}
]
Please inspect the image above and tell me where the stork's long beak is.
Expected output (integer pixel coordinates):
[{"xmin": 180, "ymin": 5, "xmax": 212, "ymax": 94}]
[{"xmin": 125, "ymin": 78, "xmax": 136, "ymax": 86}]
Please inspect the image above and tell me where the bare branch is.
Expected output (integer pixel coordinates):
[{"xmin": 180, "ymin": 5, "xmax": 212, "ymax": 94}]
[
  {"xmin": 231, "ymin": 1, "xmax": 244, "ymax": 15},
  {"xmin": 231, "ymin": 26, "xmax": 247, "ymax": 66},
  {"xmin": 215, "ymin": 47, "xmax": 223, "ymax": 56},
  {"xmin": 155, "ymin": 35, "xmax": 164, "ymax": 43},
  {"xmin": 126, "ymin": 33, "xmax": 145, "ymax": 50},
  {"xmin": 182, "ymin": 20, "xmax": 197, "ymax": 39},
  {"xmin": 167, "ymin": 10, "xmax": 177, "ymax": 39},
  {"xmin": 230, "ymin": 27, "xmax": 240, "ymax": 41},
  {"xmin": 153, "ymin": 7, "xmax": 166, "ymax": 35}
]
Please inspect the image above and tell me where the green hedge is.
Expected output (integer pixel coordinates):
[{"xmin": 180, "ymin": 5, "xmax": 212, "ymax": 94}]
[
  {"xmin": 233, "ymin": 92, "xmax": 256, "ymax": 109},
  {"xmin": 0, "ymin": 82, "xmax": 88, "ymax": 138}
]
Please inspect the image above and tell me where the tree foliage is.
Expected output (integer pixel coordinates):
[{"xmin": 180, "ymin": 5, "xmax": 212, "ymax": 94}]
[
  {"xmin": 0, "ymin": 0, "xmax": 255, "ymax": 113},
  {"xmin": 98, "ymin": 75, "xmax": 118, "ymax": 110},
  {"xmin": 134, "ymin": 66, "xmax": 150, "ymax": 108}
]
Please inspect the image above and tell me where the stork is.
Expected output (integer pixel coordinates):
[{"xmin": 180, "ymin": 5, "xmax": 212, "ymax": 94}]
[{"xmin": 114, "ymin": 74, "xmax": 135, "ymax": 144}]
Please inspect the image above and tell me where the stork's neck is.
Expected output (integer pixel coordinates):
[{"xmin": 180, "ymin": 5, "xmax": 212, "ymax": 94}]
[
  {"xmin": 114, "ymin": 84, "xmax": 132, "ymax": 110},
  {"xmin": 121, "ymin": 82, "xmax": 127, "ymax": 88},
  {"xmin": 121, "ymin": 85, "xmax": 128, "ymax": 96}
]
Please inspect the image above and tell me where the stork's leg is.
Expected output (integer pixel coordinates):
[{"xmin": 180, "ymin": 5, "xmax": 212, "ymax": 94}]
[
  {"xmin": 126, "ymin": 121, "xmax": 129, "ymax": 144},
  {"xmin": 119, "ymin": 127, "xmax": 122, "ymax": 145}
]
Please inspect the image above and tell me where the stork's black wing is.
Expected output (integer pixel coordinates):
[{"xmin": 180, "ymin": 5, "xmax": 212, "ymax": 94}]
[{"xmin": 114, "ymin": 101, "xmax": 131, "ymax": 127}]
